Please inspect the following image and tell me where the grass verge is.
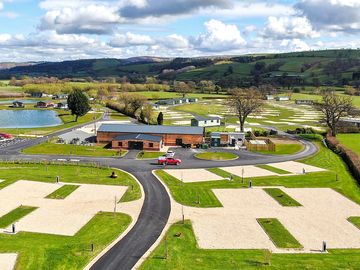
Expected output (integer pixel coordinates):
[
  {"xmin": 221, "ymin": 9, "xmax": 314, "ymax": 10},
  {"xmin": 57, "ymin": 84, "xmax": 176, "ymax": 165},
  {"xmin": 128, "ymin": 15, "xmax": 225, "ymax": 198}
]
[
  {"xmin": 256, "ymin": 165, "xmax": 291, "ymax": 175},
  {"xmin": 0, "ymin": 206, "xmax": 37, "ymax": 228},
  {"xmin": 45, "ymin": 185, "xmax": 80, "ymax": 199},
  {"xmin": 263, "ymin": 188, "xmax": 302, "ymax": 206},
  {"xmin": 195, "ymin": 152, "xmax": 238, "ymax": 161},
  {"xmin": 254, "ymin": 144, "xmax": 304, "ymax": 155},
  {"xmin": 137, "ymin": 151, "xmax": 165, "ymax": 159},
  {"xmin": 257, "ymin": 218, "xmax": 303, "ymax": 249},
  {"xmin": 348, "ymin": 217, "xmax": 360, "ymax": 230}
]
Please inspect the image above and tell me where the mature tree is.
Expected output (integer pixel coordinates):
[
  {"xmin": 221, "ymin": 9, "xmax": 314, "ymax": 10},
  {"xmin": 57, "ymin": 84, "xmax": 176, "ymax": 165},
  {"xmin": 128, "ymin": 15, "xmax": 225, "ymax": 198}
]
[
  {"xmin": 229, "ymin": 87, "xmax": 264, "ymax": 132},
  {"xmin": 141, "ymin": 103, "xmax": 154, "ymax": 124},
  {"xmin": 157, "ymin": 112, "xmax": 164, "ymax": 125},
  {"xmin": 174, "ymin": 81, "xmax": 192, "ymax": 97},
  {"xmin": 67, "ymin": 89, "xmax": 91, "ymax": 122},
  {"xmin": 315, "ymin": 90, "xmax": 354, "ymax": 136}
]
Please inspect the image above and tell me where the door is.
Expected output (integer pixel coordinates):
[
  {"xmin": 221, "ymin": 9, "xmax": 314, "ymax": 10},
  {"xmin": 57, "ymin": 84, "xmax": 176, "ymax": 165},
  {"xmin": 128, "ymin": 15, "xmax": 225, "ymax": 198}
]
[
  {"xmin": 175, "ymin": 138, "xmax": 183, "ymax": 146},
  {"xmin": 128, "ymin": 141, "xmax": 144, "ymax": 150}
]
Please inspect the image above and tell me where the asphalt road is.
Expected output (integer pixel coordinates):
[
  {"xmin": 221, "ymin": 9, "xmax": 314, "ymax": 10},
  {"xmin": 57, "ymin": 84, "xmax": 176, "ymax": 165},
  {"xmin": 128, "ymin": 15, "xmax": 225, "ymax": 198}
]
[{"xmin": 0, "ymin": 128, "xmax": 319, "ymax": 270}]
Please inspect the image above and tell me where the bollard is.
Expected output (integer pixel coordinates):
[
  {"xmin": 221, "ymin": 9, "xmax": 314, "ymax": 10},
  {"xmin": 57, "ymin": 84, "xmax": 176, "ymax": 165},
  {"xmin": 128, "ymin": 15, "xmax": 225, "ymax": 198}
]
[
  {"xmin": 249, "ymin": 180, "xmax": 252, "ymax": 188},
  {"xmin": 12, "ymin": 223, "xmax": 15, "ymax": 234},
  {"xmin": 322, "ymin": 241, "xmax": 327, "ymax": 252}
]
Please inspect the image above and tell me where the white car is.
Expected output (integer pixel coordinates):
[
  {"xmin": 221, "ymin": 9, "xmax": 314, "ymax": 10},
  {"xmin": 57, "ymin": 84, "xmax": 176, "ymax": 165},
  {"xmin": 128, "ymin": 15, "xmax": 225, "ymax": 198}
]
[{"xmin": 166, "ymin": 150, "xmax": 175, "ymax": 158}]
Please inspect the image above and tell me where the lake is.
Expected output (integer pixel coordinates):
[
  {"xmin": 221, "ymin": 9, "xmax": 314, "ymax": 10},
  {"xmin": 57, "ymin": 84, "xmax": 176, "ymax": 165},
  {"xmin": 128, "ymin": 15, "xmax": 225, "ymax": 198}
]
[{"xmin": 0, "ymin": 110, "xmax": 62, "ymax": 128}]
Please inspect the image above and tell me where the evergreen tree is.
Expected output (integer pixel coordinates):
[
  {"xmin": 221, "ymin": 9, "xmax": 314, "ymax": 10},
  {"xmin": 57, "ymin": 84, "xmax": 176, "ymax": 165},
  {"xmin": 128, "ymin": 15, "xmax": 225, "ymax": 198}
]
[
  {"xmin": 157, "ymin": 112, "xmax": 164, "ymax": 125},
  {"xmin": 67, "ymin": 89, "xmax": 91, "ymax": 122}
]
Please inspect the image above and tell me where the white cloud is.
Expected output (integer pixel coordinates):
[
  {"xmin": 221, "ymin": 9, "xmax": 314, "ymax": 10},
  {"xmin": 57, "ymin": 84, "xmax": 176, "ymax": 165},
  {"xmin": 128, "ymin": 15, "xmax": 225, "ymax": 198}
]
[
  {"xmin": 296, "ymin": 0, "xmax": 360, "ymax": 33},
  {"xmin": 109, "ymin": 32, "xmax": 154, "ymax": 47},
  {"xmin": 192, "ymin": 19, "xmax": 246, "ymax": 52},
  {"xmin": 280, "ymin": 39, "xmax": 311, "ymax": 52},
  {"xmin": 263, "ymin": 16, "xmax": 317, "ymax": 39}
]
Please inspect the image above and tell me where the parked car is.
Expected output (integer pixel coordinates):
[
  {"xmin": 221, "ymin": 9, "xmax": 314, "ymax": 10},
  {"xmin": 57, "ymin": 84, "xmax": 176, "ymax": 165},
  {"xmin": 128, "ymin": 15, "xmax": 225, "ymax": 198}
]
[
  {"xmin": 166, "ymin": 150, "xmax": 175, "ymax": 158},
  {"xmin": 158, "ymin": 157, "xmax": 182, "ymax": 165}
]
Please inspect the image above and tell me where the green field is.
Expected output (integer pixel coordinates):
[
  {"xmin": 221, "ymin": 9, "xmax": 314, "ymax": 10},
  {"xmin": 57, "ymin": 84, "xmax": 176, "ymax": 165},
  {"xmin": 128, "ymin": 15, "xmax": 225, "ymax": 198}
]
[
  {"xmin": 134, "ymin": 91, "xmax": 227, "ymax": 100},
  {"xmin": 137, "ymin": 151, "xmax": 165, "ymax": 159},
  {"xmin": 23, "ymin": 142, "xmax": 126, "ymax": 157},
  {"xmin": 257, "ymin": 218, "xmax": 303, "ymax": 248},
  {"xmin": 337, "ymin": 134, "xmax": 360, "ymax": 156},
  {"xmin": 0, "ymin": 212, "xmax": 131, "ymax": 270},
  {"xmin": 253, "ymin": 144, "xmax": 304, "ymax": 155},
  {"xmin": 263, "ymin": 188, "xmax": 302, "ymax": 206},
  {"xmin": 0, "ymin": 162, "xmax": 141, "ymax": 203},
  {"xmin": 140, "ymin": 220, "xmax": 360, "ymax": 270},
  {"xmin": 45, "ymin": 185, "xmax": 80, "ymax": 199},
  {"xmin": 194, "ymin": 152, "xmax": 238, "ymax": 161},
  {"xmin": 0, "ymin": 206, "xmax": 37, "ymax": 228}
]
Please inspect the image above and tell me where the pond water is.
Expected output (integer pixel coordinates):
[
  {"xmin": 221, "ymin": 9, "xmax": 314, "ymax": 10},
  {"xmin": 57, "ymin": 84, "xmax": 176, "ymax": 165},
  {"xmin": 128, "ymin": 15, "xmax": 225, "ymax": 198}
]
[
  {"xmin": 0, "ymin": 99, "xmax": 39, "ymax": 104},
  {"xmin": 0, "ymin": 110, "xmax": 62, "ymax": 128}
]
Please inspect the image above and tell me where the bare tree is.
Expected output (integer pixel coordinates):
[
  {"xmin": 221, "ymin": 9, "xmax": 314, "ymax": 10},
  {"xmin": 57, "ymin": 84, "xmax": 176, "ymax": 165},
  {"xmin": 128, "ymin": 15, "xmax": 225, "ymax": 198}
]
[
  {"xmin": 315, "ymin": 90, "xmax": 354, "ymax": 136},
  {"xmin": 229, "ymin": 88, "xmax": 264, "ymax": 132},
  {"xmin": 174, "ymin": 81, "xmax": 192, "ymax": 98}
]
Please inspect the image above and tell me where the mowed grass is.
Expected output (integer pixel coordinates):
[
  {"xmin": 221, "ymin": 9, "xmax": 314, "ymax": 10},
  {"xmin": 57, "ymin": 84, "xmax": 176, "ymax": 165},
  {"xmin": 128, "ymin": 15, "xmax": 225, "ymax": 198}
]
[
  {"xmin": 22, "ymin": 142, "xmax": 126, "ymax": 157},
  {"xmin": 0, "ymin": 212, "xmax": 131, "ymax": 270},
  {"xmin": 253, "ymin": 144, "xmax": 304, "ymax": 155},
  {"xmin": 264, "ymin": 188, "xmax": 302, "ymax": 206},
  {"xmin": 195, "ymin": 152, "xmax": 238, "ymax": 161},
  {"xmin": 0, "ymin": 162, "xmax": 141, "ymax": 203},
  {"xmin": 137, "ymin": 151, "xmax": 165, "ymax": 159},
  {"xmin": 0, "ymin": 206, "xmax": 37, "ymax": 228},
  {"xmin": 45, "ymin": 185, "xmax": 80, "ymax": 199},
  {"xmin": 337, "ymin": 133, "xmax": 360, "ymax": 156},
  {"xmin": 257, "ymin": 218, "xmax": 303, "ymax": 249},
  {"xmin": 140, "ymin": 221, "xmax": 360, "ymax": 270},
  {"xmin": 256, "ymin": 165, "xmax": 291, "ymax": 175},
  {"xmin": 348, "ymin": 217, "xmax": 360, "ymax": 229}
]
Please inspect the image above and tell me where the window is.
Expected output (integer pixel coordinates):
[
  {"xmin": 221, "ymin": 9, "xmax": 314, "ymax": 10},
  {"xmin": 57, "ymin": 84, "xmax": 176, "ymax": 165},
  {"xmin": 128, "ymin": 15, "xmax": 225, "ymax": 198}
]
[
  {"xmin": 118, "ymin": 142, "xmax": 123, "ymax": 147},
  {"xmin": 149, "ymin": 143, "xmax": 154, "ymax": 148},
  {"xmin": 204, "ymin": 120, "xmax": 207, "ymax": 124}
]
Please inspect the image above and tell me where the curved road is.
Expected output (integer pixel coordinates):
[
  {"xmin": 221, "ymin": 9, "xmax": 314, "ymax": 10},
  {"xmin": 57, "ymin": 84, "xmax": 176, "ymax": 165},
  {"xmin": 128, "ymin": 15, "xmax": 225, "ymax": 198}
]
[{"xmin": 0, "ymin": 134, "xmax": 318, "ymax": 270}]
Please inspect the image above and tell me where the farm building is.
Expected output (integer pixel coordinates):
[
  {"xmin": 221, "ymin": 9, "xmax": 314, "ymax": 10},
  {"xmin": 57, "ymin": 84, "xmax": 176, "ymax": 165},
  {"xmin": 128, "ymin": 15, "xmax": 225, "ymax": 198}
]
[
  {"xmin": 210, "ymin": 132, "xmax": 245, "ymax": 147},
  {"xmin": 295, "ymin": 99, "xmax": 314, "ymax": 105},
  {"xmin": 11, "ymin": 101, "xmax": 24, "ymax": 108},
  {"xmin": 36, "ymin": 101, "xmax": 55, "ymax": 108},
  {"xmin": 191, "ymin": 116, "xmax": 221, "ymax": 127},
  {"xmin": 97, "ymin": 124, "xmax": 204, "ymax": 150}
]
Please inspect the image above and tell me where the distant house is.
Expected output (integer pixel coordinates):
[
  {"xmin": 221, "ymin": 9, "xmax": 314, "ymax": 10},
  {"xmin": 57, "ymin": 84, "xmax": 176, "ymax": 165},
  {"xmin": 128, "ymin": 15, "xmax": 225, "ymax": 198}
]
[
  {"xmin": 295, "ymin": 99, "xmax": 314, "ymax": 105},
  {"xmin": 36, "ymin": 101, "xmax": 55, "ymax": 108},
  {"xmin": 210, "ymin": 132, "xmax": 245, "ymax": 147},
  {"xmin": 191, "ymin": 116, "xmax": 221, "ymax": 127},
  {"xmin": 53, "ymin": 94, "xmax": 68, "ymax": 100},
  {"xmin": 57, "ymin": 102, "xmax": 68, "ymax": 109},
  {"xmin": 155, "ymin": 97, "xmax": 198, "ymax": 106},
  {"xmin": 188, "ymin": 98, "xmax": 198, "ymax": 103},
  {"xmin": 265, "ymin": 95, "xmax": 274, "ymax": 100},
  {"xmin": 275, "ymin": 96, "xmax": 290, "ymax": 101},
  {"xmin": 11, "ymin": 101, "xmax": 24, "ymax": 108},
  {"xmin": 31, "ymin": 92, "xmax": 44, "ymax": 98}
]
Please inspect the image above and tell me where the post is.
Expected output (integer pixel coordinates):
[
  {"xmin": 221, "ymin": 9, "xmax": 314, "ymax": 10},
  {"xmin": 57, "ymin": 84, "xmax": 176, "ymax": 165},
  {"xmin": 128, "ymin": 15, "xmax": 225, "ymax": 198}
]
[
  {"xmin": 91, "ymin": 243, "xmax": 94, "ymax": 252},
  {"xmin": 322, "ymin": 241, "xmax": 327, "ymax": 252},
  {"xmin": 12, "ymin": 223, "xmax": 15, "ymax": 234},
  {"xmin": 249, "ymin": 180, "xmax": 252, "ymax": 188},
  {"xmin": 56, "ymin": 176, "xmax": 60, "ymax": 184}
]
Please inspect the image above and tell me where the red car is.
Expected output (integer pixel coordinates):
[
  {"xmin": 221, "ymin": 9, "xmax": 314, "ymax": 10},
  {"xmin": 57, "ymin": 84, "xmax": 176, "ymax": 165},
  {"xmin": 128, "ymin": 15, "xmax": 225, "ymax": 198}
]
[
  {"xmin": 158, "ymin": 157, "xmax": 182, "ymax": 165},
  {"xmin": 0, "ymin": 133, "xmax": 13, "ymax": 139}
]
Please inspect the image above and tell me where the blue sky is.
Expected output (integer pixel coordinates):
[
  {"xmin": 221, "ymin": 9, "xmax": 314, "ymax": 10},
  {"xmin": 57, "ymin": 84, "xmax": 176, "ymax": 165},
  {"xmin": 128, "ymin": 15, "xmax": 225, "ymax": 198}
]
[{"xmin": 0, "ymin": 0, "xmax": 359, "ymax": 61}]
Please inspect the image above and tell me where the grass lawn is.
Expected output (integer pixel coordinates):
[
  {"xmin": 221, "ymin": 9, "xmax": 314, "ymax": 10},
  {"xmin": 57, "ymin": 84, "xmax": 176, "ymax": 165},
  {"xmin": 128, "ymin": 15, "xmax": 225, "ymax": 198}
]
[
  {"xmin": 263, "ymin": 188, "xmax": 302, "ymax": 206},
  {"xmin": 253, "ymin": 144, "xmax": 304, "ymax": 155},
  {"xmin": 137, "ymin": 151, "xmax": 165, "ymax": 159},
  {"xmin": 348, "ymin": 217, "xmax": 360, "ymax": 229},
  {"xmin": 0, "ymin": 206, "xmax": 37, "ymax": 228},
  {"xmin": 45, "ymin": 185, "xmax": 80, "ymax": 199},
  {"xmin": 194, "ymin": 152, "xmax": 238, "ymax": 161},
  {"xmin": 0, "ymin": 212, "xmax": 131, "ymax": 270},
  {"xmin": 337, "ymin": 133, "xmax": 360, "ymax": 156},
  {"xmin": 22, "ymin": 142, "xmax": 127, "ymax": 157},
  {"xmin": 1, "ymin": 111, "xmax": 102, "ymax": 136},
  {"xmin": 256, "ymin": 165, "xmax": 291, "ymax": 175},
  {"xmin": 140, "ymin": 221, "xmax": 360, "ymax": 270},
  {"xmin": 0, "ymin": 162, "xmax": 141, "ymax": 203},
  {"xmin": 257, "ymin": 218, "xmax": 303, "ymax": 248},
  {"xmin": 134, "ymin": 91, "xmax": 228, "ymax": 100},
  {"xmin": 156, "ymin": 137, "xmax": 360, "ymax": 208}
]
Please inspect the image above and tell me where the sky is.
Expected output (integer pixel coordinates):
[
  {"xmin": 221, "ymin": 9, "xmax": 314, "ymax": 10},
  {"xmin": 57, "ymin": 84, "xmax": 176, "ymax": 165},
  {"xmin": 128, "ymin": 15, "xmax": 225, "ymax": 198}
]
[{"xmin": 0, "ymin": 0, "xmax": 360, "ymax": 62}]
